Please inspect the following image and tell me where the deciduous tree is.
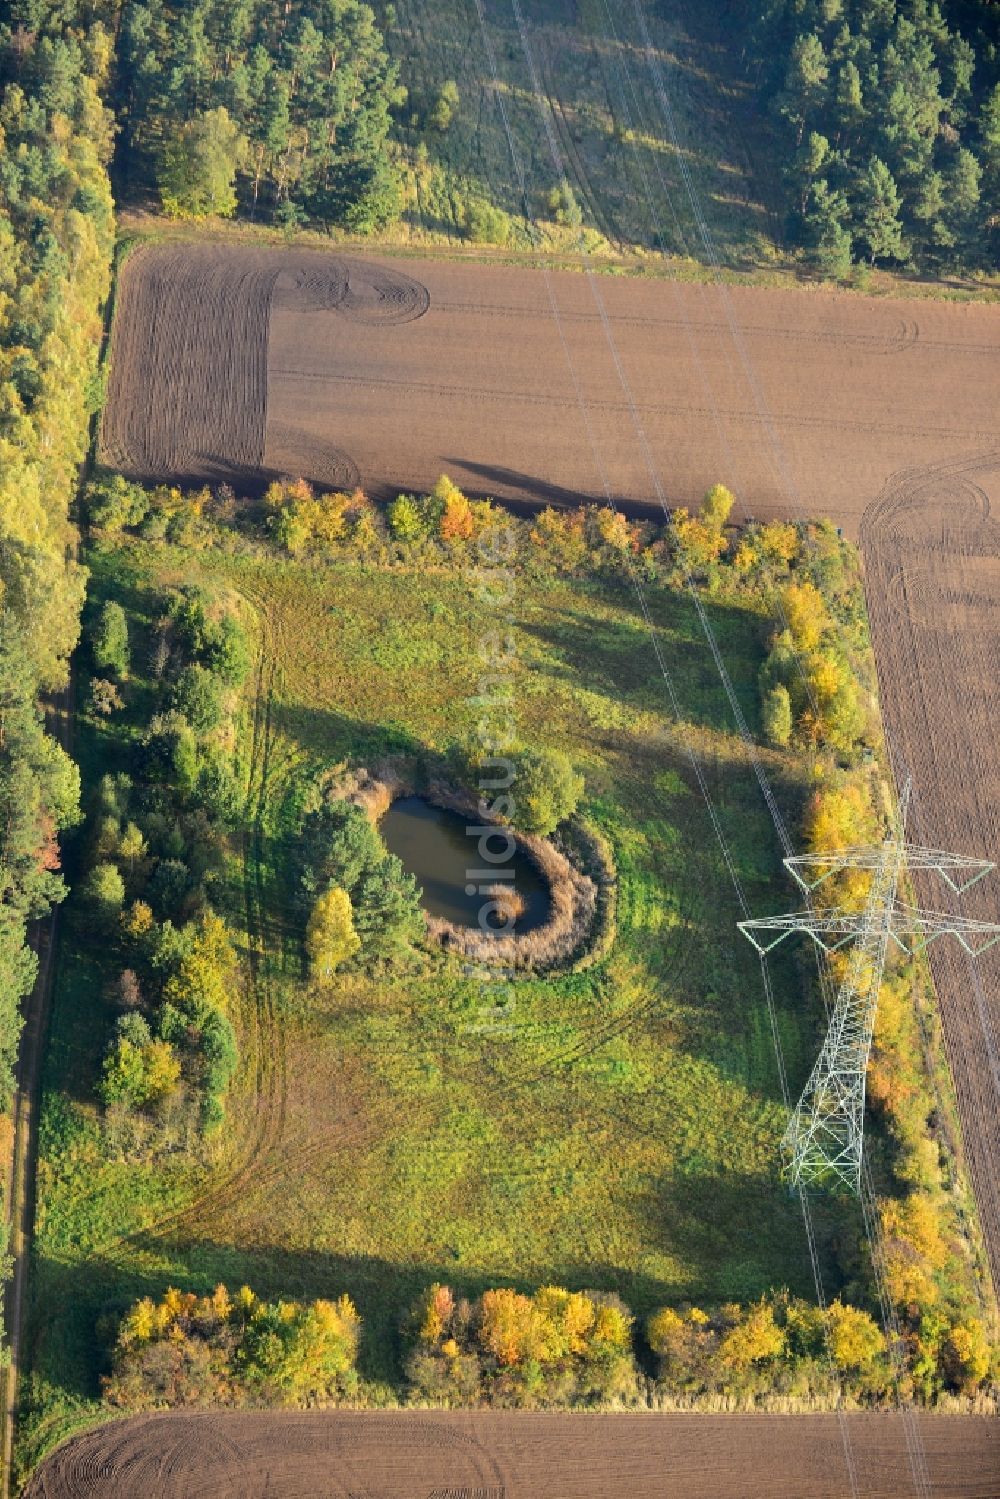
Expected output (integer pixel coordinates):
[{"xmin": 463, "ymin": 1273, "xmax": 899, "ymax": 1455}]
[{"xmin": 306, "ymin": 887, "xmax": 360, "ymax": 980}]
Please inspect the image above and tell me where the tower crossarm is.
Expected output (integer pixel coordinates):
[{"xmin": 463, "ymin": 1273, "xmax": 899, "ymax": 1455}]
[
  {"xmin": 785, "ymin": 844, "xmax": 994, "ymax": 894},
  {"xmin": 738, "ymin": 908, "xmax": 872, "ymax": 956},
  {"xmin": 739, "ymin": 774, "xmax": 998, "ymax": 1193},
  {"xmin": 889, "ymin": 902, "xmax": 1000, "ymax": 957}
]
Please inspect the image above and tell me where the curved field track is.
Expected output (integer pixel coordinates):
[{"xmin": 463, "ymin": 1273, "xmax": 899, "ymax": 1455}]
[
  {"xmin": 860, "ymin": 452, "xmax": 1000, "ymax": 1296},
  {"xmin": 25, "ymin": 1409, "xmax": 1000, "ymax": 1498},
  {"xmin": 100, "ymin": 246, "xmax": 1000, "ymax": 530}
]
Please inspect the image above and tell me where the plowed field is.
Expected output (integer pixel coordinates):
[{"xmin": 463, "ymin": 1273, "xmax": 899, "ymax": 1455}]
[
  {"xmin": 100, "ymin": 244, "xmax": 999, "ymax": 529},
  {"xmin": 26, "ymin": 1409, "xmax": 1000, "ymax": 1499}
]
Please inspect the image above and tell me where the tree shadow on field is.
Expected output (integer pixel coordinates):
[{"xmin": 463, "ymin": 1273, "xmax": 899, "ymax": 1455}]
[
  {"xmin": 268, "ymin": 701, "xmax": 425, "ymax": 771},
  {"xmin": 516, "ymin": 590, "xmax": 763, "ymax": 739},
  {"xmin": 443, "ymin": 458, "xmax": 658, "ymax": 520},
  {"xmin": 642, "ymin": 1166, "xmax": 852, "ymax": 1305},
  {"xmin": 27, "ymin": 1185, "xmax": 833, "ymax": 1415}
]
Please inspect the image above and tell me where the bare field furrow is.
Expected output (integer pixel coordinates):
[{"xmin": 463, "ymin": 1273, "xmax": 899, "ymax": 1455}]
[
  {"xmin": 101, "ymin": 247, "xmax": 1000, "ymax": 531},
  {"xmin": 859, "ymin": 452, "xmax": 1000, "ymax": 1295},
  {"xmin": 26, "ymin": 1409, "xmax": 1000, "ymax": 1499}
]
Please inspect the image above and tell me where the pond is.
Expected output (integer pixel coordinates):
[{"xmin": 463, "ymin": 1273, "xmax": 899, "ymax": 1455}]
[{"xmin": 380, "ymin": 795, "xmax": 551, "ymax": 933}]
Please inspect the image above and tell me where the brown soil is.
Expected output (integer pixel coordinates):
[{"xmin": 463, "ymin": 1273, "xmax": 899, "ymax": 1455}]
[
  {"xmin": 26, "ymin": 1409, "xmax": 999, "ymax": 1498},
  {"xmin": 859, "ymin": 453, "xmax": 1000, "ymax": 1300},
  {"xmin": 101, "ymin": 245, "xmax": 998, "ymax": 530}
]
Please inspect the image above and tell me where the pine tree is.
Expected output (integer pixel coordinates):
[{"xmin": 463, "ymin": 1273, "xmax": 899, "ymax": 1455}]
[
  {"xmin": 942, "ymin": 148, "xmax": 982, "ymax": 266},
  {"xmin": 858, "ymin": 156, "xmax": 905, "ymax": 264},
  {"xmin": 780, "ymin": 33, "xmax": 829, "ymax": 146}
]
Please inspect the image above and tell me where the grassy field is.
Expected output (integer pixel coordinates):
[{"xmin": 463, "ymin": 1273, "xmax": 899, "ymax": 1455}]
[
  {"xmin": 380, "ymin": 0, "xmax": 782, "ymax": 266},
  {"xmin": 18, "ymin": 528, "xmax": 857, "ymax": 1467}
]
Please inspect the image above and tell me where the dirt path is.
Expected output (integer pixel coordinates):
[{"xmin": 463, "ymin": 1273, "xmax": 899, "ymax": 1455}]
[
  {"xmin": 24, "ymin": 1408, "xmax": 1000, "ymax": 1498},
  {"xmin": 0, "ymin": 679, "xmax": 73, "ymax": 1498}
]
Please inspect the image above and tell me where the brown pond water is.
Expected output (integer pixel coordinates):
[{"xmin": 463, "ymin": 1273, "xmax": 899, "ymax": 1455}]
[{"xmin": 380, "ymin": 796, "xmax": 550, "ymax": 933}]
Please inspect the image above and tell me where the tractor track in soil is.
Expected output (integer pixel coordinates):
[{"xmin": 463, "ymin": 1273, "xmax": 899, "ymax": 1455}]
[
  {"xmin": 25, "ymin": 1407, "xmax": 1000, "ymax": 1499},
  {"xmin": 100, "ymin": 245, "xmax": 999, "ymax": 528},
  {"xmin": 859, "ymin": 449, "xmax": 1000, "ymax": 1298}
]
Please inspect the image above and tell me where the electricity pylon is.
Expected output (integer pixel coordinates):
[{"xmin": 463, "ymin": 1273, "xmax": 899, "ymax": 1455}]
[{"xmin": 739, "ymin": 783, "xmax": 1000, "ymax": 1192}]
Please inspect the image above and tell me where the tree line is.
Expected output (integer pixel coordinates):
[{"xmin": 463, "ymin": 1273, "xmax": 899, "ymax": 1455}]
[
  {"xmin": 79, "ymin": 579, "xmax": 251, "ymax": 1142},
  {"xmin": 104, "ymin": 1272, "xmax": 994, "ymax": 1411},
  {"xmin": 730, "ymin": 0, "xmax": 1000, "ymax": 272},
  {"xmin": 0, "ymin": 3, "xmax": 117, "ymax": 1346}
]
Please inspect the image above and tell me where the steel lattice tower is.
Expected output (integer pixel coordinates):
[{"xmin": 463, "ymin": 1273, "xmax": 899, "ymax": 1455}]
[{"xmin": 739, "ymin": 783, "xmax": 1000, "ymax": 1192}]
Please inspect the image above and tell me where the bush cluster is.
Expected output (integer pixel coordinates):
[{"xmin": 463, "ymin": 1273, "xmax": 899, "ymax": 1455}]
[
  {"xmin": 81, "ymin": 585, "xmax": 250, "ymax": 1134},
  {"xmin": 405, "ymin": 1283, "xmax": 639, "ymax": 1408},
  {"xmin": 105, "ymin": 1283, "xmax": 361, "ymax": 1410},
  {"xmin": 647, "ymin": 1292, "xmax": 889, "ymax": 1405},
  {"xmin": 757, "ymin": 521, "xmax": 875, "ymax": 758}
]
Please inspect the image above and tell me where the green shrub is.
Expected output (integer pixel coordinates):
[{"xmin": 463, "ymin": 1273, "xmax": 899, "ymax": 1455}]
[
  {"xmin": 761, "ymin": 684, "xmax": 792, "ymax": 747},
  {"xmin": 82, "ymin": 861, "xmax": 125, "ymax": 920},
  {"xmin": 513, "ymin": 748, "xmax": 584, "ymax": 836},
  {"xmin": 465, "ymin": 199, "xmax": 511, "ymax": 244},
  {"xmin": 86, "ymin": 474, "xmax": 150, "ymax": 532},
  {"xmin": 428, "ymin": 79, "xmax": 459, "ymax": 131},
  {"xmin": 170, "ymin": 664, "xmax": 223, "ymax": 734},
  {"xmin": 92, "ymin": 600, "xmax": 130, "ymax": 678},
  {"xmin": 203, "ymin": 614, "xmax": 250, "ymax": 685}
]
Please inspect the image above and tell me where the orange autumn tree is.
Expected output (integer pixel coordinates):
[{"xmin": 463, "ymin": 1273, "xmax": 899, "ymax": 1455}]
[
  {"xmin": 406, "ymin": 1283, "xmax": 637, "ymax": 1406},
  {"xmin": 432, "ymin": 475, "xmax": 476, "ymax": 542}
]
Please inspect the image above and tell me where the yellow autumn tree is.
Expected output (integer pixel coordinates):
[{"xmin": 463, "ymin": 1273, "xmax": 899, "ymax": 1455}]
[
  {"xmin": 671, "ymin": 506, "xmax": 727, "ymax": 572},
  {"xmin": 759, "ymin": 520, "xmax": 799, "ymax": 567},
  {"xmin": 827, "ymin": 1300, "xmax": 885, "ymax": 1370},
  {"xmin": 306, "ymin": 887, "xmax": 360, "ymax": 980},
  {"xmin": 164, "ymin": 911, "xmax": 237, "ymax": 1022},
  {"xmin": 802, "ymin": 775, "xmax": 879, "ymax": 908},
  {"xmin": 700, "ymin": 482, "xmax": 735, "ymax": 530},
  {"xmin": 719, "ymin": 1301, "xmax": 785, "ymax": 1369},
  {"xmin": 529, "ymin": 506, "xmax": 589, "ymax": 571},
  {"xmin": 312, "ymin": 490, "xmax": 351, "ymax": 548},
  {"xmin": 122, "ymin": 899, "xmax": 154, "ymax": 939},
  {"xmin": 143, "ymin": 1038, "xmax": 182, "ymax": 1100},
  {"xmin": 647, "ymin": 1306, "xmax": 686, "ymax": 1358},
  {"xmin": 941, "ymin": 1319, "xmax": 991, "ymax": 1393},
  {"xmin": 416, "ymin": 1282, "xmax": 455, "ymax": 1344},
  {"xmin": 592, "ymin": 506, "xmax": 637, "ymax": 553},
  {"xmin": 782, "ymin": 579, "xmax": 830, "ymax": 652},
  {"xmin": 880, "ymin": 1193, "xmax": 948, "ymax": 1308},
  {"xmin": 432, "ymin": 475, "xmax": 475, "ymax": 542},
  {"xmin": 478, "ymin": 1287, "xmax": 535, "ymax": 1366}
]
